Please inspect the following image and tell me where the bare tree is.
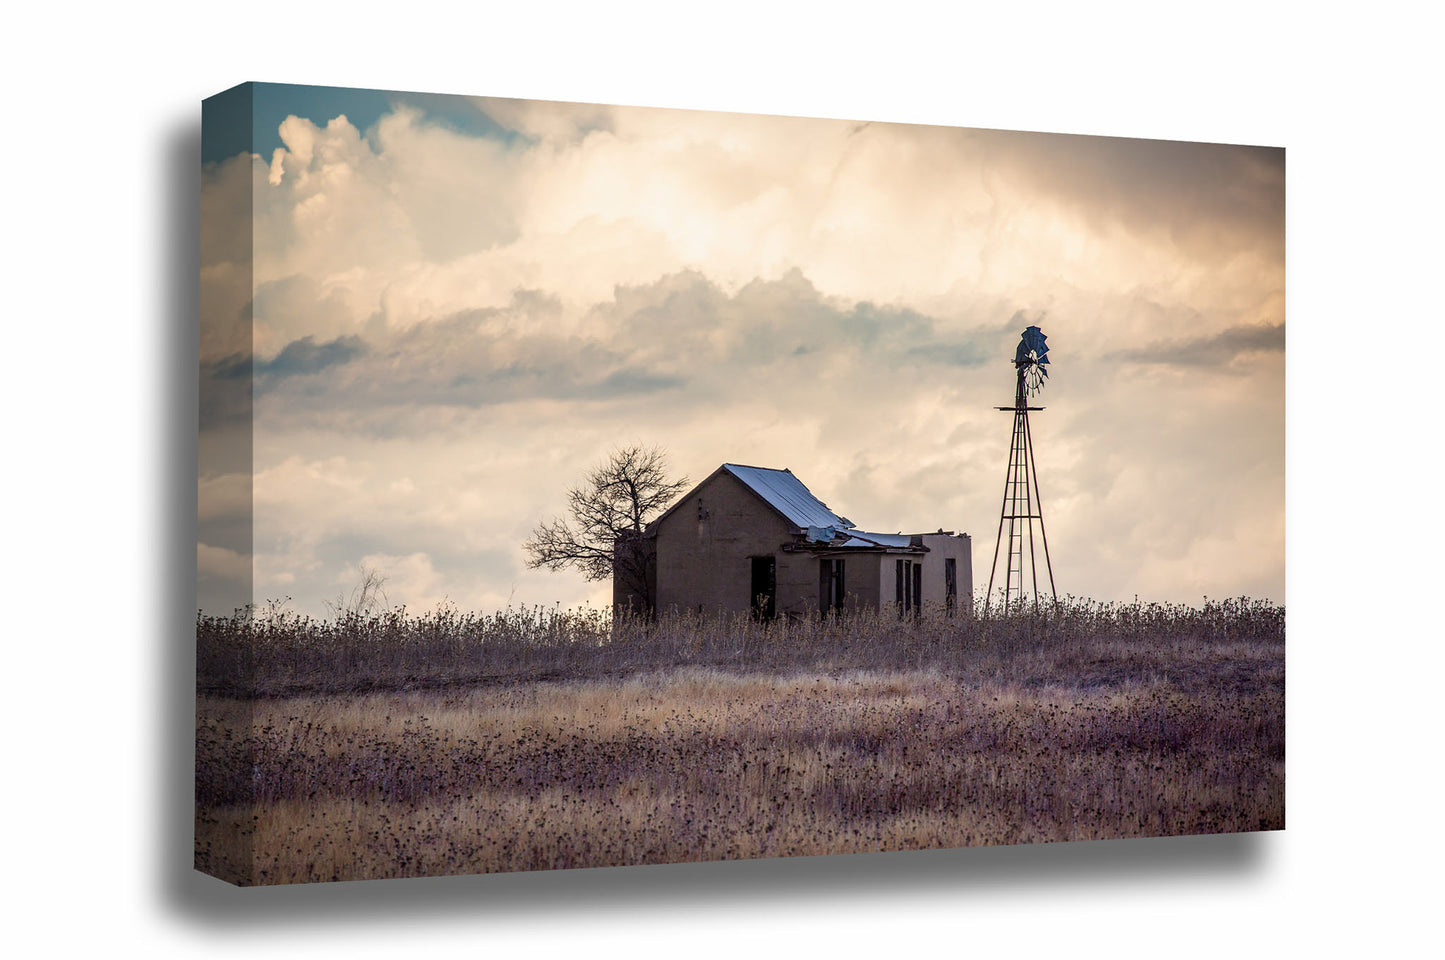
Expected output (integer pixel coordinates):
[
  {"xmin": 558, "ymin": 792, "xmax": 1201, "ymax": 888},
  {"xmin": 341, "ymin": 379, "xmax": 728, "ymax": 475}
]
[{"xmin": 524, "ymin": 446, "xmax": 688, "ymax": 610}]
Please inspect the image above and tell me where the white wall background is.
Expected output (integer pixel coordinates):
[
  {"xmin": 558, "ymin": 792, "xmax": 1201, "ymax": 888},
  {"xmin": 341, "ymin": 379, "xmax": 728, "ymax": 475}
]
[{"xmin": 3, "ymin": 2, "xmax": 1439, "ymax": 955}]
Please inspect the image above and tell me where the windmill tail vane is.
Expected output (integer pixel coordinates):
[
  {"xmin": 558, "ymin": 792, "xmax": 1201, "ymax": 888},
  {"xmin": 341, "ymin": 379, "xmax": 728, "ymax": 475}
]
[{"xmin": 986, "ymin": 324, "xmax": 1057, "ymax": 616}]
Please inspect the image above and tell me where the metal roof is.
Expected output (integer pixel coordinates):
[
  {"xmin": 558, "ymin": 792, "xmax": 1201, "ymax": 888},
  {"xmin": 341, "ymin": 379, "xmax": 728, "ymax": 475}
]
[
  {"xmin": 722, "ymin": 464, "xmax": 854, "ymax": 530},
  {"xmin": 836, "ymin": 531, "xmax": 914, "ymax": 549}
]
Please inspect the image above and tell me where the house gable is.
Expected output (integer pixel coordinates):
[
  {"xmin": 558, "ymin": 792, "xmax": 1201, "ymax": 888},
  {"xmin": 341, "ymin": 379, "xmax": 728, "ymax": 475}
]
[
  {"xmin": 653, "ymin": 469, "xmax": 799, "ymax": 615},
  {"xmin": 649, "ymin": 463, "xmax": 851, "ymax": 536},
  {"xmin": 718, "ymin": 464, "xmax": 853, "ymax": 530}
]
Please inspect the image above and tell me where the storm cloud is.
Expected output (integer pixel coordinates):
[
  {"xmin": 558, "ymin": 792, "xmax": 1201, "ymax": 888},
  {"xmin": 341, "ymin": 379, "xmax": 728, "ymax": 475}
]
[
  {"xmin": 245, "ymin": 271, "xmax": 1010, "ymax": 437},
  {"xmin": 1109, "ymin": 322, "xmax": 1286, "ymax": 368},
  {"xmin": 199, "ymin": 88, "xmax": 1285, "ymax": 617}
]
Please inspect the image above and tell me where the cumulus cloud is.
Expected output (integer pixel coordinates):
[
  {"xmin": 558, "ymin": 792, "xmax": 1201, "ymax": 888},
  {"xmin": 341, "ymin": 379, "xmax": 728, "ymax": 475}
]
[
  {"xmin": 244, "ymin": 271, "xmax": 1009, "ymax": 438},
  {"xmin": 200, "ymin": 88, "xmax": 1286, "ymax": 616}
]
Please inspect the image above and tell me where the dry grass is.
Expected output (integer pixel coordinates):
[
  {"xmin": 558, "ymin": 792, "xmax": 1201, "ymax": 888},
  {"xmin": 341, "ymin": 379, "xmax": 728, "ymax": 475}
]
[
  {"xmin": 198, "ymin": 595, "xmax": 1283, "ymax": 697},
  {"xmin": 195, "ymin": 606, "xmax": 1284, "ymax": 885}
]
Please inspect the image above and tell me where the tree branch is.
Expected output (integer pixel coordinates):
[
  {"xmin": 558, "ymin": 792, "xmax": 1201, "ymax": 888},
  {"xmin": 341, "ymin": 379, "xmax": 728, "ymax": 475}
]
[{"xmin": 523, "ymin": 445, "xmax": 688, "ymax": 600}]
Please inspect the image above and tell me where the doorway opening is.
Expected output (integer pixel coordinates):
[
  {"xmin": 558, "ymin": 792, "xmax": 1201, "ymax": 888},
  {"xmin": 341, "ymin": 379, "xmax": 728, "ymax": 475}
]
[{"xmin": 750, "ymin": 555, "xmax": 776, "ymax": 620}]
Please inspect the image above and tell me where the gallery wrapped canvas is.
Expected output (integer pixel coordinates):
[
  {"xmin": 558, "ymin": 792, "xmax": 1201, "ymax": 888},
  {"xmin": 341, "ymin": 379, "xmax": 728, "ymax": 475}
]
[{"xmin": 197, "ymin": 82, "xmax": 1284, "ymax": 886}]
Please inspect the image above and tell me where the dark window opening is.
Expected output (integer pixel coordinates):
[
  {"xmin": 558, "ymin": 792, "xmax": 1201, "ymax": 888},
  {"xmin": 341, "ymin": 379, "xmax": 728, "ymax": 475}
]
[
  {"xmin": 896, "ymin": 559, "xmax": 919, "ymax": 617},
  {"xmin": 896, "ymin": 559, "xmax": 905, "ymax": 614},
  {"xmin": 820, "ymin": 558, "xmax": 846, "ymax": 615},
  {"xmin": 945, "ymin": 558, "xmax": 957, "ymax": 614},
  {"xmin": 750, "ymin": 556, "xmax": 776, "ymax": 621}
]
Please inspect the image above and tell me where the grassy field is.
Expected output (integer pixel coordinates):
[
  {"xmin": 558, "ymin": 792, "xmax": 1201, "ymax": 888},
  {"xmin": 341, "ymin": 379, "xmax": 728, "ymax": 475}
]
[{"xmin": 195, "ymin": 598, "xmax": 1283, "ymax": 885}]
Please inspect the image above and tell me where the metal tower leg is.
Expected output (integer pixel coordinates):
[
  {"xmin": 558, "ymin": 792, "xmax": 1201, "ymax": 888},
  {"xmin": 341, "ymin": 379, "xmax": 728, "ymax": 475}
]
[
  {"xmin": 1023, "ymin": 410, "xmax": 1056, "ymax": 605},
  {"xmin": 987, "ymin": 396, "xmax": 1055, "ymax": 616}
]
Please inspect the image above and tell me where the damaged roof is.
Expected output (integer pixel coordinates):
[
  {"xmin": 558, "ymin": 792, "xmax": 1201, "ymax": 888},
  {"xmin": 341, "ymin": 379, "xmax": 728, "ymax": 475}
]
[
  {"xmin": 835, "ymin": 531, "xmax": 914, "ymax": 548},
  {"xmin": 722, "ymin": 464, "xmax": 854, "ymax": 530}
]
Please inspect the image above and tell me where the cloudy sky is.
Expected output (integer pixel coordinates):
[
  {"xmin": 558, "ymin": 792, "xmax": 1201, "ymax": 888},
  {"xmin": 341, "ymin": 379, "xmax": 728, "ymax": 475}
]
[{"xmin": 199, "ymin": 82, "xmax": 1284, "ymax": 617}]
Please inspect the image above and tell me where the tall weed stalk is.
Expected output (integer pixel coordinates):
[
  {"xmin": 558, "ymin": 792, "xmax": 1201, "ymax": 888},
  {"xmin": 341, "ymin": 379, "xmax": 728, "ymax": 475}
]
[{"xmin": 197, "ymin": 595, "xmax": 1284, "ymax": 698}]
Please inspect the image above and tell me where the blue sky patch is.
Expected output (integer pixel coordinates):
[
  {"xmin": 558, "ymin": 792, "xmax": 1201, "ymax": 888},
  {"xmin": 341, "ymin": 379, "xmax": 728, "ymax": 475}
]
[{"xmin": 202, "ymin": 81, "xmax": 515, "ymax": 164}]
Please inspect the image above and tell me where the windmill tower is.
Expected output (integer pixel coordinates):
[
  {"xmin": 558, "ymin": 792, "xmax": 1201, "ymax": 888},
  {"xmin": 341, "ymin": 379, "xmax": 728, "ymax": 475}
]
[{"xmin": 985, "ymin": 325, "xmax": 1057, "ymax": 614}]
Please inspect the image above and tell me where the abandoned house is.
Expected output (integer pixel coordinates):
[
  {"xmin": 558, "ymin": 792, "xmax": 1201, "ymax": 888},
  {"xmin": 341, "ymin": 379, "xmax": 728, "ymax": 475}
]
[{"xmin": 614, "ymin": 463, "xmax": 971, "ymax": 618}]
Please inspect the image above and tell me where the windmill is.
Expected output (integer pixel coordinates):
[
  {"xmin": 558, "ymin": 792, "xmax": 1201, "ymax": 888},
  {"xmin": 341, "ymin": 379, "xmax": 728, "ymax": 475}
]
[{"xmin": 985, "ymin": 324, "xmax": 1057, "ymax": 614}]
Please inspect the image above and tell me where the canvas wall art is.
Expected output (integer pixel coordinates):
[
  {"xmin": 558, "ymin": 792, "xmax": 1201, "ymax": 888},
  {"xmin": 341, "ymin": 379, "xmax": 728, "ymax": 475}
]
[{"xmin": 197, "ymin": 82, "xmax": 1285, "ymax": 886}]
